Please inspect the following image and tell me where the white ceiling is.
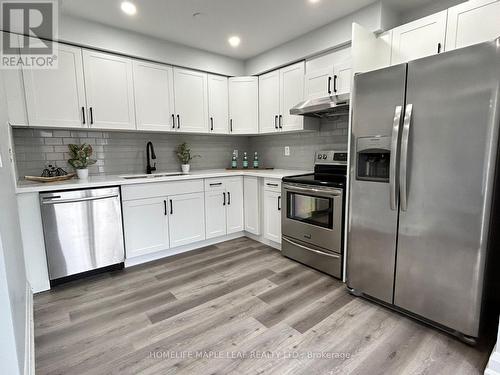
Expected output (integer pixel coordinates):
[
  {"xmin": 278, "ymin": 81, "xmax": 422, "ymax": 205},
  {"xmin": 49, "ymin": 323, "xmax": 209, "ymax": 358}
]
[{"xmin": 61, "ymin": 0, "xmax": 438, "ymax": 60}]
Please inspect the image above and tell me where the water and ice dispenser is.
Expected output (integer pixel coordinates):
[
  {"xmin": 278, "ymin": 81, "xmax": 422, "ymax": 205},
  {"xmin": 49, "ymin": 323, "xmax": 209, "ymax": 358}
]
[{"xmin": 356, "ymin": 136, "xmax": 391, "ymax": 182}]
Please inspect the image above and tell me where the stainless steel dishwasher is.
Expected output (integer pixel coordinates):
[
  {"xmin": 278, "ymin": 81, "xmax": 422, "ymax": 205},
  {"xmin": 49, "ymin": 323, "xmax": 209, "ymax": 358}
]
[{"xmin": 40, "ymin": 187, "xmax": 125, "ymax": 283}]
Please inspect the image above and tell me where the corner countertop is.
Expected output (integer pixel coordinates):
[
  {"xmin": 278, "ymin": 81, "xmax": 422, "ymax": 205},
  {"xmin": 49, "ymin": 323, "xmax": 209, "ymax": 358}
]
[{"xmin": 15, "ymin": 169, "xmax": 312, "ymax": 194}]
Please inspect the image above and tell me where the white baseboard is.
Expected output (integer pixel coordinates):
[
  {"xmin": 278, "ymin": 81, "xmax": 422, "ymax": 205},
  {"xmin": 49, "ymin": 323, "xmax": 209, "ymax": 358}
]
[
  {"xmin": 125, "ymin": 232, "xmax": 246, "ymax": 267},
  {"xmin": 486, "ymin": 345, "xmax": 500, "ymax": 375},
  {"xmin": 244, "ymin": 232, "xmax": 281, "ymax": 250},
  {"xmin": 24, "ymin": 282, "xmax": 34, "ymax": 375}
]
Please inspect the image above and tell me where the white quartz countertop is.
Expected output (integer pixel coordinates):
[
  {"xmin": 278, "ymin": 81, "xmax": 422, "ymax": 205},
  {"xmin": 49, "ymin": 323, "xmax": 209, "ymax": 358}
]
[{"xmin": 16, "ymin": 169, "xmax": 312, "ymax": 194}]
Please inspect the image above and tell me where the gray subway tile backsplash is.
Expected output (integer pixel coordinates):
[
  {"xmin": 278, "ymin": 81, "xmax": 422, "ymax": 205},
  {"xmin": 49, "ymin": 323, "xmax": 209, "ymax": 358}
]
[{"xmin": 12, "ymin": 117, "xmax": 348, "ymax": 178}]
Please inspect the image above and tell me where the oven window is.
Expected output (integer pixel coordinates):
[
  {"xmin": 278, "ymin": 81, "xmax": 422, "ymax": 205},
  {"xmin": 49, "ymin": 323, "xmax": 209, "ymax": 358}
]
[{"xmin": 287, "ymin": 192, "xmax": 333, "ymax": 229}]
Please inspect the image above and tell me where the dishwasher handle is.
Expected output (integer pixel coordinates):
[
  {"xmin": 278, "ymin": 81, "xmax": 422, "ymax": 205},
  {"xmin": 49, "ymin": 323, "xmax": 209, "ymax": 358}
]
[{"xmin": 41, "ymin": 194, "xmax": 119, "ymax": 205}]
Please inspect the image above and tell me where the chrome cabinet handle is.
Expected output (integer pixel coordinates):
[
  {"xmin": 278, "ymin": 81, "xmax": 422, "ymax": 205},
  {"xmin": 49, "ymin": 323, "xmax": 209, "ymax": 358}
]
[
  {"xmin": 282, "ymin": 237, "xmax": 340, "ymax": 259},
  {"xmin": 400, "ymin": 103, "xmax": 413, "ymax": 212},
  {"xmin": 389, "ymin": 106, "xmax": 403, "ymax": 211},
  {"xmin": 42, "ymin": 194, "xmax": 118, "ymax": 205}
]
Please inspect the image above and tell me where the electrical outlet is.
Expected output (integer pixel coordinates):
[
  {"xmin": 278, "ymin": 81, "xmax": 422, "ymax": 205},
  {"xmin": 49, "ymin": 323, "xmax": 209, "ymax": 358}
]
[
  {"xmin": 233, "ymin": 149, "xmax": 238, "ymax": 157},
  {"xmin": 284, "ymin": 146, "xmax": 290, "ymax": 156}
]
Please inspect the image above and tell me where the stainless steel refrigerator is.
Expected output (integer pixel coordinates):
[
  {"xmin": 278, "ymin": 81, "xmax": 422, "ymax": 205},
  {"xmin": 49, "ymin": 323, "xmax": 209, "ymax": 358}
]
[{"xmin": 347, "ymin": 38, "xmax": 500, "ymax": 342}]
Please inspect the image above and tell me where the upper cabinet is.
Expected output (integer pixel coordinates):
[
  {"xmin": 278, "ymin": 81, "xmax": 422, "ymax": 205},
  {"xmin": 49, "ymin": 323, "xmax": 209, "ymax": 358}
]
[
  {"xmin": 446, "ymin": 0, "xmax": 500, "ymax": 51},
  {"xmin": 82, "ymin": 50, "xmax": 136, "ymax": 130},
  {"xmin": 228, "ymin": 76, "xmax": 259, "ymax": 135},
  {"xmin": 23, "ymin": 41, "xmax": 86, "ymax": 128},
  {"xmin": 259, "ymin": 61, "xmax": 310, "ymax": 134},
  {"xmin": 391, "ymin": 11, "xmax": 447, "ymax": 65},
  {"xmin": 280, "ymin": 62, "xmax": 306, "ymax": 132},
  {"xmin": 305, "ymin": 49, "xmax": 352, "ymax": 100},
  {"xmin": 173, "ymin": 68, "xmax": 208, "ymax": 133},
  {"xmin": 133, "ymin": 60, "xmax": 175, "ymax": 131},
  {"xmin": 208, "ymin": 74, "xmax": 229, "ymax": 134},
  {"xmin": 258, "ymin": 70, "xmax": 280, "ymax": 133}
]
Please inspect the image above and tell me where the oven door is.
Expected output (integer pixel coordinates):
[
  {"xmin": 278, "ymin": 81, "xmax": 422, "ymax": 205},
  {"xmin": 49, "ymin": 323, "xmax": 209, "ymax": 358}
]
[{"xmin": 282, "ymin": 183, "xmax": 343, "ymax": 252}]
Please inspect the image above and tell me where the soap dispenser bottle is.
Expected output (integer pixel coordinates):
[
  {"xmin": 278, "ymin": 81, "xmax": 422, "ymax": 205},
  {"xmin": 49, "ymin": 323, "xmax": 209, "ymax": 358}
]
[
  {"xmin": 243, "ymin": 152, "xmax": 248, "ymax": 169},
  {"xmin": 253, "ymin": 152, "xmax": 259, "ymax": 169},
  {"xmin": 231, "ymin": 152, "xmax": 237, "ymax": 169}
]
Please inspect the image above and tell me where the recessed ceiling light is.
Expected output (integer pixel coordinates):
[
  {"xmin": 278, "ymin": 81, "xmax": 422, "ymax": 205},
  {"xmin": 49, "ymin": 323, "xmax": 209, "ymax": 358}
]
[
  {"xmin": 309, "ymin": 0, "xmax": 321, "ymax": 3},
  {"xmin": 121, "ymin": 1, "xmax": 137, "ymax": 15},
  {"xmin": 228, "ymin": 36, "xmax": 241, "ymax": 48}
]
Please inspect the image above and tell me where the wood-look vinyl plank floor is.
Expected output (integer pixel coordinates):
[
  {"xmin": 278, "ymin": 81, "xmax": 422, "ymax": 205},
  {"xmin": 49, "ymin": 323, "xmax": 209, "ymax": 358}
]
[{"xmin": 34, "ymin": 237, "xmax": 493, "ymax": 375}]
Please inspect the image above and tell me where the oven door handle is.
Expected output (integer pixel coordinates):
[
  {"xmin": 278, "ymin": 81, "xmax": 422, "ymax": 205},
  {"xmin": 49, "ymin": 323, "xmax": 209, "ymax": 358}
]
[
  {"xmin": 282, "ymin": 237, "xmax": 340, "ymax": 259},
  {"xmin": 283, "ymin": 184, "xmax": 342, "ymax": 196}
]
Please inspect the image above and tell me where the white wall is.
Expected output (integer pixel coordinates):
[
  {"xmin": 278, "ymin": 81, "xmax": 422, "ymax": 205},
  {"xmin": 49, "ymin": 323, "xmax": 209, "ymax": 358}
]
[
  {"xmin": 46, "ymin": 15, "xmax": 246, "ymax": 77},
  {"xmin": 397, "ymin": 0, "xmax": 465, "ymax": 25},
  {"xmin": 0, "ymin": 71, "xmax": 29, "ymax": 374},
  {"xmin": 244, "ymin": 1, "xmax": 389, "ymax": 75}
]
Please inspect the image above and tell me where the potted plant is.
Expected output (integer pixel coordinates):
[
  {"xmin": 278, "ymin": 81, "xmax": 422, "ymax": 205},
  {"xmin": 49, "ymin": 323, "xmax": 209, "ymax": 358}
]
[
  {"xmin": 176, "ymin": 142, "xmax": 199, "ymax": 173},
  {"xmin": 67, "ymin": 144, "xmax": 97, "ymax": 179}
]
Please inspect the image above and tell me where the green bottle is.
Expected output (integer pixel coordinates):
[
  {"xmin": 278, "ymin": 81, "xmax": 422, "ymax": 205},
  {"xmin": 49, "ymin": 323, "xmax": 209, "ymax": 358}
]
[
  {"xmin": 243, "ymin": 152, "xmax": 248, "ymax": 169},
  {"xmin": 253, "ymin": 152, "xmax": 259, "ymax": 169},
  {"xmin": 231, "ymin": 152, "xmax": 237, "ymax": 169}
]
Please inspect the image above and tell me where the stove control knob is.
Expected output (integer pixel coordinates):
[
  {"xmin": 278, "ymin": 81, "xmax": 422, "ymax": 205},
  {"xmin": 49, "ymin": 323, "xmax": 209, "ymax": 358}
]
[
  {"xmin": 317, "ymin": 154, "xmax": 322, "ymax": 159},
  {"xmin": 322, "ymin": 154, "xmax": 327, "ymax": 159}
]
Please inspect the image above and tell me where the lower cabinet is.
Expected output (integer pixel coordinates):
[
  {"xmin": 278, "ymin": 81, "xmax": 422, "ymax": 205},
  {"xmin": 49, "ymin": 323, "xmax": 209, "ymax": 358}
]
[
  {"xmin": 122, "ymin": 181, "xmax": 206, "ymax": 258},
  {"xmin": 204, "ymin": 177, "xmax": 244, "ymax": 239},
  {"xmin": 122, "ymin": 197, "xmax": 170, "ymax": 258},
  {"xmin": 263, "ymin": 183, "xmax": 282, "ymax": 244},
  {"xmin": 168, "ymin": 192, "xmax": 206, "ymax": 247}
]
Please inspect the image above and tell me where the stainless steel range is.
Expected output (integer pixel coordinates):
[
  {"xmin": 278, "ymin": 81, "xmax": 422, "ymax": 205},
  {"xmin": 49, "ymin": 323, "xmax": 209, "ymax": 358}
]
[{"xmin": 281, "ymin": 150, "xmax": 347, "ymax": 279}]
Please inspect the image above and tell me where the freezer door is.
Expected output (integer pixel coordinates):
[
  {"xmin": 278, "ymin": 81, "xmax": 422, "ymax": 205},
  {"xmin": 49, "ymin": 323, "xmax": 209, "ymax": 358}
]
[
  {"xmin": 394, "ymin": 40, "xmax": 500, "ymax": 336},
  {"xmin": 347, "ymin": 64, "xmax": 407, "ymax": 303}
]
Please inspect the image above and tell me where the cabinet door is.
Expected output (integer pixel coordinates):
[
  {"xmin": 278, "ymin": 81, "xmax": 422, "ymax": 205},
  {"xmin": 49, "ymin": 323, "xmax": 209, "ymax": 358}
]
[
  {"xmin": 391, "ymin": 10, "xmax": 447, "ymax": 65},
  {"xmin": 259, "ymin": 70, "xmax": 280, "ymax": 134},
  {"xmin": 173, "ymin": 68, "xmax": 208, "ymax": 133},
  {"xmin": 168, "ymin": 192, "xmax": 206, "ymax": 247},
  {"xmin": 228, "ymin": 77, "xmax": 259, "ymax": 134},
  {"xmin": 122, "ymin": 197, "xmax": 169, "ymax": 258},
  {"xmin": 264, "ymin": 190, "xmax": 282, "ymax": 243},
  {"xmin": 225, "ymin": 177, "xmax": 244, "ymax": 234},
  {"xmin": 23, "ymin": 42, "xmax": 86, "ymax": 128},
  {"xmin": 304, "ymin": 66, "xmax": 334, "ymax": 100},
  {"xmin": 280, "ymin": 62, "xmax": 305, "ymax": 132},
  {"xmin": 133, "ymin": 60, "xmax": 175, "ymax": 131},
  {"xmin": 244, "ymin": 176, "xmax": 260, "ymax": 235},
  {"xmin": 446, "ymin": 0, "xmax": 500, "ymax": 51},
  {"xmin": 208, "ymin": 74, "xmax": 229, "ymax": 134},
  {"xmin": 205, "ymin": 190, "xmax": 227, "ymax": 239},
  {"xmin": 333, "ymin": 60, "xmax": 352, "ymax": 95},
  {"xmin": 82, "ymin": 50, "xmax": 136, "ymax": 130}
]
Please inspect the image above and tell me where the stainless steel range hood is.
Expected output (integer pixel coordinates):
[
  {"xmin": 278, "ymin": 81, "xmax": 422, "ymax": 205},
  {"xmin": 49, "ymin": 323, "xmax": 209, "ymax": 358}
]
[{"xmin": 290, "ymin": 93, "xmax": 350, "ymax": 118}]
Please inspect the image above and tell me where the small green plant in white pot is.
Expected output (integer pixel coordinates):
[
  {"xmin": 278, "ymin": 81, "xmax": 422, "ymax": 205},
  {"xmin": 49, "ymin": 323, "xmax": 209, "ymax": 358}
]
[
  {"xmin": 68, "ymin": 144, "xmax": 97, "ymax": 179},
  {"xmin": 176, "ymin": 142, "xmax": 199, "ymax": 173}
]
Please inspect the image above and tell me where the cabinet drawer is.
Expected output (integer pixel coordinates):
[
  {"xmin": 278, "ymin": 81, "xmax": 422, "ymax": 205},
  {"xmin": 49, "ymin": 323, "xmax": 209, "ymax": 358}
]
[
  {"xmin": 204, "ymin": 178, "xmax": 226, "ymax": 191},
  {"xmin": 122, "ymin": 179, "xmax": 204, "ymax": 201},
  {"xmin": 263, "ymin": 178, "xmax": 282, "ymax": 192}
]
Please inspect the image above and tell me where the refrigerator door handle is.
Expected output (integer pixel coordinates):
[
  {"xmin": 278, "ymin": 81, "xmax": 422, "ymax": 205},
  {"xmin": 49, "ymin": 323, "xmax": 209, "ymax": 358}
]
[
  {"xmin": 390, "ymin": 105, "xmax": 403, "ymax": 210},
  {"xmin": 400, "ymin": 103, "xmax": 413, "ymax": 211}
]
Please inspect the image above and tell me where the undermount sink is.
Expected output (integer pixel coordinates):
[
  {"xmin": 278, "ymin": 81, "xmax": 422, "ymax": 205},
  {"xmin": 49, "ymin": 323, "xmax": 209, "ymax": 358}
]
[{"xmin": 120, "ymin": 172, "xmax": 187, "ymax": 179}]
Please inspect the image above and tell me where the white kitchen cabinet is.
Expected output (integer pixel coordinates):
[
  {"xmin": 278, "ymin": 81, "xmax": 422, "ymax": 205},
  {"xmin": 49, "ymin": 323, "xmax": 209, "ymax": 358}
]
[
  {"xmin": 333, "ymin": 60, "xmax": 352, "ymax": 96},
  {"xmin": 391, "ymin": 10, "xmax": 447, "ymax": 65},
  {"xmin": 446, "ymin": 0, "xmax": 500, "ymax": 51},
  {"xmin": 279, "ymin": 62, "xmax": 305, "ymax": 132},
  {"xmin": 259, "ymin": 70, "xmax": 280, "ymax": 134},
  {"xmin": 263, "ymin": 190, "xmax": 282, "ymax": 243},
  {"xmin": 208, "ymin": 74, "xmax": 229, "ymax": 134},
  {"xmin": 133, "ymin": 60, "xmax": 175, "ymax": 131},
  {"xmin": 305, "ymin": 67, "xmax": 332, "ymax": 100},
  {"xmin": 225, "ymin": 177, "xmax": 244, "ymax": 234},
  {"xmin": 173, "ymin": 67, "xmax": 208, "ymax": 133},
  {"xmin": 122, "ymin": 197, "xmax": 170, "ymax": 258},
  {"xmin": 82, "ymin": 50, "xmax": 136, "ymax": 130},
  {"xmin": 168, "ymin": 192, "xmax": 206, "ymax": 247},
  {"xmin": 23, "ymin": 42, "xmax": 86, "ymax": 128},
  {"xmin": 204, "ymin": 177, "xmax": 244, "ymax": 238},
  {"xmin": 228, "ymin": 76, "xmax": 259, "ymax": 134},
  {"xmin": 259, "ymin": 62, "xmax": 307, "ymax": 133},
  {"xmin": 205, "ymin": 188, "xmax": 227, "ymax": 239},
  {"xmin": 244, "ymin": 176, "xmax": 260, "ymax": 235}
]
